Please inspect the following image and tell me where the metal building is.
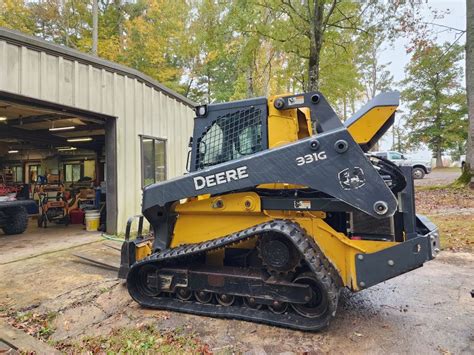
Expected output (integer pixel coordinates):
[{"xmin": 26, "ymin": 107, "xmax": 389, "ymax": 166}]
[{"xmin": 0, "ymin": 28, "xmax": 194, "ymax": 233}]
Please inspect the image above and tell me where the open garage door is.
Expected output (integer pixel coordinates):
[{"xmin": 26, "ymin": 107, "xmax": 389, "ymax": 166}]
[{"xmin": 0, "ymin": 91, "xmax": 117, "ymax": 235}]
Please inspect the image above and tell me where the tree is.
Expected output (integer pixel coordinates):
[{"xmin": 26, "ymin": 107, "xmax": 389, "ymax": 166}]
[
  {"xmin": 245, "ymin": 0, "xmax": 366, "ymax": 92},
  {"xmin": 92, "ymin": 0, "xmax": 98, "ymax": 55},
  {"xmin": 358, "ymin": 34, "xmax": 393, "ymax": 102},
  {"xmin": 465, "ymin": 0, "xmax": 474, "ymax": 180},
  {"xmin": 184, "ymin": 0, "xmax": 241, "ymax": 103},
  {"xmin": 118, "ymin": 0, "xmax": 190, "ymax": 93},
  {"xmin": 0, "ymin": 0, "xmax": 35, "ymax": 34},
  {"xmin": 402, "ymin": 43, "xmax": 467, "ymax": 168}
]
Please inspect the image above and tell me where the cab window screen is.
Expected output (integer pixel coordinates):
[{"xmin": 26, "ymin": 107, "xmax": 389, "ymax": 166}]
[{"xmin": 196, "ymin": 107, "xmax": 263, "ymax": 169}]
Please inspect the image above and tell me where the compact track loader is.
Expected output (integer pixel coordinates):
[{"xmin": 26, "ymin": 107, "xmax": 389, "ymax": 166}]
[{"xmin": 119, "ymin": 91, "xmax": 440, "ymax": 331}]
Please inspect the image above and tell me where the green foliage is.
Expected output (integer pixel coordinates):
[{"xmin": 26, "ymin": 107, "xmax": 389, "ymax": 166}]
[
  {"xmin": 57, "ymin": 325, "xmax": 207, "ymax": 353},
  {"xmin": 401, "ymin": 43, "xmax": 467, "ymax": 166},
  {"xmin": 0, "ymin": 0, "xmax": 460, "ymax": 135},
  {"xmin": 0, "ymin": 0, "xmax": 36, "ymax": 34}
]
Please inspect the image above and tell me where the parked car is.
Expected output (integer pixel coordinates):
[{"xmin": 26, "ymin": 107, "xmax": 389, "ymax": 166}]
[{"xmin": 372, "ymin": 151, "xmax": 432, "ymax": 179}]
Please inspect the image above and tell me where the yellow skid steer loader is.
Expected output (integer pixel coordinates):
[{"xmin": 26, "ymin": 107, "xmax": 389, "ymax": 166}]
[{"xmin": 119, "ymin": 92, "xmax": 440, "ymax": 331}]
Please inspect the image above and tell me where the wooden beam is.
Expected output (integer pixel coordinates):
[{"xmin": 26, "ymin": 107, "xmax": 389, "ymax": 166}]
[
  {"xmin": 0, "ymin": 125, "xmax": 105, "ymax": 151},
  {"xmin": 5, "ymin": 113, "xmax": 75, "ymax": 126}
]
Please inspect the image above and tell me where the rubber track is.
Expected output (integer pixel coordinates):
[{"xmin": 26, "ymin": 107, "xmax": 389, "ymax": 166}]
[{"xmin": 127, "ymin": 219, "xmax": 341, "ymax": 331}]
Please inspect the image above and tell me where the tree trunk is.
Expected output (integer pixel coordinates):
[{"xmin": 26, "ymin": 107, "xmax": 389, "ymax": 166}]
[
  {"xmin": 343, "ymin": 96, "xmax": 347, "ymax": 121},
  {"xmin": 263, "ymin": 41, "xmax": 271, "ymax": 97},
  {"xmin": 435, "ymin": 150, "xmax": 444, "ymax": 168},
  {"xmin": 308, "ymin": 1, "xmax": 323, "ymax": 91},
  {"xmin": 246, "ymin": 67, "xmax": 254, "ymax": 98},
  {"xmin": 207, "ymin": 69, "xmax": 211, "ymax": 104},
  {"xmin": 115, "ymin": 0, "xmax": 124, "ymax": 53},
  {"xmin": 92, "ymin": 0, "xmax": 98, "ymax": 56},
  {"xmin": 466, "ymin": 0, "xmax": 474, "ymax": 175}
]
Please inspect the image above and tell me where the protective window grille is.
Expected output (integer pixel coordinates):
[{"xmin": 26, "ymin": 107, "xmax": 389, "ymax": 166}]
[{"xmin": 195, "ymin": 107, "xmax": 264, "ymax": 169}]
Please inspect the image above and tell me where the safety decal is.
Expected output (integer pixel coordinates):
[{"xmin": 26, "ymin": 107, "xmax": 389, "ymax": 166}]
[
  {"xmin": 338, "ymin": 167, "xmax": 366, "ymax": 190},
  {"xmin": 288, "ymin": 96, "xmax": 304, "ymax": 106},
  {"xmin": 294, "ymin": 200, "xmax": 311, "ymax": 209}
]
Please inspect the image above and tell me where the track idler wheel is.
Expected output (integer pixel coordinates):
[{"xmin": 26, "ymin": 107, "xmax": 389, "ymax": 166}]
[
  {"xmin": 136, "ymin": 265, "xmax": 161, "ymax": 297},
  {"xmin": 194, "ymin": 290, "xmax": 213, "ymax": 304},
  {"xmin": 290, "ymin": 272, "xmax": 329, "ymax": 318}
]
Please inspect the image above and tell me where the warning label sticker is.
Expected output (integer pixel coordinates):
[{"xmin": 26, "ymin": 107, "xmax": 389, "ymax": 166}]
[
  {"xmin": 294, "ymin": 200, "xmax": 311, "ymax": 209},
  {"xmin": 288, "ymin": 96, "xmax": 304, "ymax": 106}
]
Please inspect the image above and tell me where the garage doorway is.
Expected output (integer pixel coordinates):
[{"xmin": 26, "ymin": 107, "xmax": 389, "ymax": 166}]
[{"xmin": 0, "ymin": 91, "xmax": 117, "ymax": 235}]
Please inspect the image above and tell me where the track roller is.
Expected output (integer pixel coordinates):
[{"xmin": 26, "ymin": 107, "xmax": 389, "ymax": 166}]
[
  {"xmin": 194, "ymin": 290, "xmax": 213, "ymax": 303},
  {"xmin": 216, "ymin": 294, "xmax": 235, "ymax": 306},
  {"xmin": 243, "ymin": 297, "xmax": 262, "ymax": 310},
  {"xmin": 269, "ymin": 301, "xmax": 288, "ymax": 314},
  {"xmin": 176, "ymin": 287, "xmax": 193, "ymax": 301}
]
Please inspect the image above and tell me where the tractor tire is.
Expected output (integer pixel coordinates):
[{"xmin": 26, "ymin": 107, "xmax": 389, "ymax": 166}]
[
  {"xmin": 412, "ymin": 167, "xmax": 425, "ymax": 179},
  {"xmin": 1, "ymin": 206, "xmax": 28, "ymax": 235}
]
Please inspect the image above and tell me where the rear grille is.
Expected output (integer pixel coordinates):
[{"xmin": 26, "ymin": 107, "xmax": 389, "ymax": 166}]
[{"xmin": 351, "ymin": 210, "xmax": 394, "ymax": 240}]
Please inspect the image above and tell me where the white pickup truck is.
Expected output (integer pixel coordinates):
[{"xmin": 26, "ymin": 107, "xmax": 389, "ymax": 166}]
[{"xmin": 372, "ymin": 151, "xmax": 432, "ymax": 179}]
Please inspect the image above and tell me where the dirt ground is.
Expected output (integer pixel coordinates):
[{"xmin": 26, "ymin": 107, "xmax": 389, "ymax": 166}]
[{"xmin": 0, "ymin": 170, "xmax": 473, "ymax": 354}]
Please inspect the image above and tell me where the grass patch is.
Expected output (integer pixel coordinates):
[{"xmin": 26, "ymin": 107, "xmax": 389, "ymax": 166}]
[
  {"xmin": 455, "ymin": 169, "xmax": 473, "ymax": 186},
  {"xmin": 9, "ymin": 310, "xmax": 57, "ymax": 342},
  {"xmin": 55, "ymin": 324, "xmax": 210, "ymax": 354},
  {"xmin": 432, "ymin": 167, "xmax": 461, "ymax": 172},
  {"xmin": 98, "ymin": 286, "xmax": 113, "ymax": 294},
  {"xmin": 416, "ymin": 184, "xmax": 452, "ymax": 191},
  {"xmin": 428, "ymin": 214, "xmax": 474, "ymax": 252}
]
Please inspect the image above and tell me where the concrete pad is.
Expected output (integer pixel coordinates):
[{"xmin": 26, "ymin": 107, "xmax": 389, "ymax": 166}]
[
  {"xmin": 0, "ymin": 320, "xmax": 61, "ymax": 354},
  {"xmin": 0, "ymin": 220, "xmax": 102, "ymax": 265}
]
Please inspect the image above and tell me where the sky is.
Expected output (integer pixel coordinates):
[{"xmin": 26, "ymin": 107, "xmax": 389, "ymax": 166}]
[{"xmin": 376, "ymin": 0, "xmax": 467, "ymax": 160}]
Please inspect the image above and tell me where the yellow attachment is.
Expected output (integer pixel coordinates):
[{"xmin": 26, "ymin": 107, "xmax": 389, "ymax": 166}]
[
  {"xmin": 346, "ymin": 106, "xmax": 397, "ymax": 146},
  {"xmin": 135, "ymin": 240, "xmax": 153, "ymax": 261}
]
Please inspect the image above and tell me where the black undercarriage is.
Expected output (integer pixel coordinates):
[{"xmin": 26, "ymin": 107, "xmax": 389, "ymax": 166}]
[{"xmin": 127, "ymin": 220, "xmax": 341, "ymax": 331}]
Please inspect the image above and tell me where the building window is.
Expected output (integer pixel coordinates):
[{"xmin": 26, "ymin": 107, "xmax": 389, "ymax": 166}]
[
  {"xmin": 12, "ymin": 166, "xmax": 23, "ymax": 182},
  {"xmin": 141, "ymin": 136, "xmax": 166, "ymax": 187},
  {"xmin": 29, "ymin": 165, "xmax": 42, "ymax": 183},
  {"xmin": 64, "ymin": 163, "xmax": 82, "ymax": 182}
]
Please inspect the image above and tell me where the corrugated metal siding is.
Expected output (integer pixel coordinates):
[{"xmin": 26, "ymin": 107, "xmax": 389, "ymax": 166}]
[{"xmin": 0, "ymin": 37, "xmax": 195, "ymax": 232}]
